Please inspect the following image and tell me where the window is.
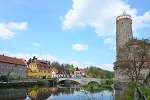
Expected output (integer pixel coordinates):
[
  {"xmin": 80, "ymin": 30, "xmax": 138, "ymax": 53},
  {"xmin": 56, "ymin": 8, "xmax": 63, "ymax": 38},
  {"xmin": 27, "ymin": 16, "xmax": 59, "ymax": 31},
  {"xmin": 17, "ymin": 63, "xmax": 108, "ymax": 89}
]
[
  {"xmin": 1, "ymin": 64, "xmax": 3, "ymax": 68},
  {"xmin": 20, "ymin": 68, "xmax": 22, "ymax": 70},
  {"xmin": 10, "ymin": 66, "xmax": 12, "ymax": 69}
]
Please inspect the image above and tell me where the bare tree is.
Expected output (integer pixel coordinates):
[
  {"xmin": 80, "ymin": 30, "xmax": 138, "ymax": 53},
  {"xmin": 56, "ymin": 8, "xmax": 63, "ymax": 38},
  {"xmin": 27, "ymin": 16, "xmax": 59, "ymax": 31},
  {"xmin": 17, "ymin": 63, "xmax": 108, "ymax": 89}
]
[{"xmin": 115, "ymin": 38, "xmax": 150, "ymax": 83}]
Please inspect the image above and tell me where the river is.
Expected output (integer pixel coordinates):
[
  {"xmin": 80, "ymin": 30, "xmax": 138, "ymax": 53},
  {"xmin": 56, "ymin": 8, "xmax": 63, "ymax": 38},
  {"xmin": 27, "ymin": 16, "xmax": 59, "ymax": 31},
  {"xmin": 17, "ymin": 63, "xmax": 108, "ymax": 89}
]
[{"xmin": 0, "ymin": 84, "xmax": 115, "ymax": 100}]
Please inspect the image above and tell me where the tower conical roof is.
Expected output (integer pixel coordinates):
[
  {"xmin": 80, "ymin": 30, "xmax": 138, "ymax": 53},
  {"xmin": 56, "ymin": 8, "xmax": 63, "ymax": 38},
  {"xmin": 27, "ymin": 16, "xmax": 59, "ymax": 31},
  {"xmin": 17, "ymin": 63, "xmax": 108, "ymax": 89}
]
[{"xmin": 116, "ymin": 11, "xmax": 131, "ymax": 21}]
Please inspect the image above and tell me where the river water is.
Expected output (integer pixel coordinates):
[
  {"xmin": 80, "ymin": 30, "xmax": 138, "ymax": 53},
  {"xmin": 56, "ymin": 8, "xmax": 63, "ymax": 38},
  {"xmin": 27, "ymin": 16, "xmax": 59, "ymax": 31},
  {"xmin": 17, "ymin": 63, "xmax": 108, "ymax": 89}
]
[{"xmin": 0, "ymin": 85, "xmax": 115, "ymax": 100}]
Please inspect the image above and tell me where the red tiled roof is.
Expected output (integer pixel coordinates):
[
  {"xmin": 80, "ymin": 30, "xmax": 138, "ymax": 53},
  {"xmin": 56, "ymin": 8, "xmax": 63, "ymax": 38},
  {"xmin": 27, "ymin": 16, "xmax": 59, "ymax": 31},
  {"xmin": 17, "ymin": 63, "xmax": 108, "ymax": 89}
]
[
  {"xmin": 133, "ymin": 39, "xmax": 142, "ymax": 45},
  {"xmin": 0, "ymin": 55, "xmax": 27, "ymax": 66},
  {"xmin": 80, "ymin": 69, "xmax": 85, "ymax": 73},
  {"xmin": 57, "ymin": 71, "xmax": 65, "ymax": 74},
  {"xmin": 50, "ymin": 67, "xmax": 58, "ymax": 73},
  {"xmin": 30, "ymin": 59, "xmax": 51, "ymax": 70}
]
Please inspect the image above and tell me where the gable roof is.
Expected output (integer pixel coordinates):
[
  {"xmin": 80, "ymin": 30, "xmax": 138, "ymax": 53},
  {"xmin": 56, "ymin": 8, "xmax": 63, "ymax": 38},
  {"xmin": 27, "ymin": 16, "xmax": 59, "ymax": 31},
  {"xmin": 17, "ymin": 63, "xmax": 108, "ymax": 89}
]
[
  {"xmin": 50, "ymin": 67, "xmax": 58, "ymax": 73},
  {"xmin": 0, "ymin": 54, "xmax": 27, "ymax": 66},
  {"xmin": 29, "ymin": 59, "xmax": 51, "ymax": 70}
]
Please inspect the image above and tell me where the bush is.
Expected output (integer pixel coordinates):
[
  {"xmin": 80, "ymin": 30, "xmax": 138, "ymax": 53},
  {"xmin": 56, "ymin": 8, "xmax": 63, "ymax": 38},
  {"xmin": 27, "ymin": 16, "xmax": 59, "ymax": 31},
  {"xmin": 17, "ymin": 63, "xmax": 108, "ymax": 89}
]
[
  {"xmin": 116, "ymin": 82, "xmax": 136, "ymax": 100},
  {"xmin": 105, "ymin": 79, "xmax": 113, "ymax": 85},
  {"xmin": 140, "ymin": 86, "xmax": 150, "ymax": 99},
  {"xmin": 33, "ymin": 85, "xmax": 38, "ymax": 91},
  {"xmin": 88, "ymin": 84, "xmax": 94, "ymax": 89},
  {"xmin": 0, "ymin": 75, "xmax": 9, "ymax": 82},
  {"xmin": 37, "ymin": 80, "xmax": 45, "ymax": 85},
  {"xmin": 80, "ymin": 84, "xmax": 88, "ymax": 88},
  {"xmin": 96, "ymin": 84, "xmax": 102, "ymax": 88}
]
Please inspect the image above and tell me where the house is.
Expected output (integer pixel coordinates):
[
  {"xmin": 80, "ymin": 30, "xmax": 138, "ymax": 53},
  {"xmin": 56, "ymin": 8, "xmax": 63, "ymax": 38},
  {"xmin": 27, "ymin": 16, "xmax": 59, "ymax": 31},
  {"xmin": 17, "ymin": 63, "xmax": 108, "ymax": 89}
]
[
  {"xmin": 70, "ymin": 72, "xmax": 76, "ymax": 78},
  {"xmin": 0, "ymin": 54, "xmax": 27, "ymax": 79},
  {"xmin": 28, "ymin": 59, "xmax": 52, "ymax": 79},
  {"xmin": 74, "ymin": 69, "xmax": 86, "ymax": 77},
  {"xmin": 56, "ymin": 71, "xmax": 71, "ymax": 78},
  {"xmin": 56, "ymin": 71, "xmax": 65, "ymax": 78},
  {"xmin": 50, "ymin": 67, "xmax": 58, "ymax": 78}
]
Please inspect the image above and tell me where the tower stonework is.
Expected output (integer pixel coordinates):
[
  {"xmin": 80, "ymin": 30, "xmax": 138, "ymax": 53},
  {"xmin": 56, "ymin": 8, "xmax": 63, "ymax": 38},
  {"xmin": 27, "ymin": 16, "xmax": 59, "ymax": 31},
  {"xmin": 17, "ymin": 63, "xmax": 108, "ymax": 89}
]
[
  {"xmin": 116, "ymin": 11, "xmax": 133, "ymax": 60},
  {"xmin": 114, "ymin": 11, "xmax": 134, "ymax": 82}
]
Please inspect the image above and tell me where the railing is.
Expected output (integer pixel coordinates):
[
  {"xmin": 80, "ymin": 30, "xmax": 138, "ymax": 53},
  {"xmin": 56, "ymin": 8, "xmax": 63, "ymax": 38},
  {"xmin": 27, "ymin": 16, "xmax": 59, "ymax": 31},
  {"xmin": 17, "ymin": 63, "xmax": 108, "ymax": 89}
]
[{"xmin": 137, "ymin": 87, "xmax": 147, "ymax": 100}]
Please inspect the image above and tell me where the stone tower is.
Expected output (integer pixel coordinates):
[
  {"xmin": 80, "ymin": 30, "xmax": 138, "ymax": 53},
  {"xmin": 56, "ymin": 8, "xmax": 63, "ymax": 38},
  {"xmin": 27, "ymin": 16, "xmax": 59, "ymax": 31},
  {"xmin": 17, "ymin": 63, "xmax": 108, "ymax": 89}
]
[{"xmin": 116, "ymin": 11, "xmax": 133, "ymax": 60}]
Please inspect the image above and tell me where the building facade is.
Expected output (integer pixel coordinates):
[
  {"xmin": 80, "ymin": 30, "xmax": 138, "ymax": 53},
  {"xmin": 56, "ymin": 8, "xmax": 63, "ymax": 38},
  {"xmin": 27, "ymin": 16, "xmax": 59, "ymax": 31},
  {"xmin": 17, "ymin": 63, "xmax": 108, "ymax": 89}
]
[
  {"xmin": 0, "ymin": 55, "xmax": 27, "ymax": 78},
  {"xmin": 50, "ymin": 67, "xmax": 58, "ymax": 78},
  {"xmin": 28, "ymin": 59, "xmax": 52, "ymax": 78}
]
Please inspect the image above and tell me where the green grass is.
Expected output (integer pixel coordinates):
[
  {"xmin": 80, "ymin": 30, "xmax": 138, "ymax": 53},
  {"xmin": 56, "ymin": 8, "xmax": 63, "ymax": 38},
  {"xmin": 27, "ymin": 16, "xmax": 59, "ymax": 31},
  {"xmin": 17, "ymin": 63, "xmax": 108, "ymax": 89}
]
[
  {"xmin": 116, "ymin": 82, "xmax": 136, "ymax": 100},
  {"xmin": 140, "ymin": 86, "xmax": 150, "ymax": 100}
]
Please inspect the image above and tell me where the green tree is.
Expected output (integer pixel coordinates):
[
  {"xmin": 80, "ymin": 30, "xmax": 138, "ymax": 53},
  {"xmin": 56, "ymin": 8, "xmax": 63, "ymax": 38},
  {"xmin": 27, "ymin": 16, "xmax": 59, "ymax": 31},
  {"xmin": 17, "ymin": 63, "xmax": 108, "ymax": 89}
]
[
  {"xmin": 88, "ymin": 73, "xmax": 93, "ymax": 78},
  {"xmin": 27, "ymin": 58, "xmax": 32, "ymax": 65},
  {"xmin": 69, "ymin": 64, "xmax": 74, "ymax": 73},
  {"xmin": 51, "ymin": 61, "xmax": 61, "ymax": 71},
  {"xmin": 48, "ymin": 61, "xmax": 51, "ymax": 65},
  {"xmin": 86, "ymin": 66, "xmax": 113, "ymax": 79},
  {"xmin": 32, "ymin": 56, "xmax": 37, "ymax": 61}
]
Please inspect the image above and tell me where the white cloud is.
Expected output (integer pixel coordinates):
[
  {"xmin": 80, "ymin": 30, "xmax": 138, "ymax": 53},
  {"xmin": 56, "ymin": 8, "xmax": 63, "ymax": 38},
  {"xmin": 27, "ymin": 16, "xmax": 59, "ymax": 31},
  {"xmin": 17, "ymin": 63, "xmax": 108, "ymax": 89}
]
[
  {"xmin": 6, "ymin": 22, "xmax": 28, "ymax": 30},
  {"xmin": 0, "ymin": 50, "xmax": 113, "ymax": 71},
  {"xmin": 61, "ymin": 0, "xmax": 150, "ymax": 36},
  {"xmin": 0, "ymin": 51, "xmax": 31, "ymax": 60},
  {"xmin": 104, "ymin": 38, "xmax": 115, "ymax": 44},
  {"xmin": 104, "ymin": 38, "xmax": 116, "ymax": 49},
  {"xmin": 73, "ymin": 43, "xmax": 88, "ymax": 52},
  {"xmin": 33, "ymin": 43, "xmax": 40, "ymax": 47},
  {"xmin": 68, "ymin": 61, "xmax": 93, "ymax": 69},
  {"xmin": 0, "ymin": 21, "xmax": 28, "ymax": 39},
  {"xmin": 40, "ymin": 54, "xmax": 58, "ymax": 61},
  {"xmin": 98, "ymin": 64, "xmax": 114, "ymax": 71},
  {"xmin": 0, "ymin": 50, "xmax": 57, "ymax": 62}
]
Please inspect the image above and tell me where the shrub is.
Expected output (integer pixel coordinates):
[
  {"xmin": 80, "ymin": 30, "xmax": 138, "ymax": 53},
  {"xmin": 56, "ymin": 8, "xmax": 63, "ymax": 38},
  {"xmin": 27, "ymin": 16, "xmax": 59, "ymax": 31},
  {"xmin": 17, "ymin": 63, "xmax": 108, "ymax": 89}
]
[
  {"xmin": 33, "ymin": 85, "xmax": 38, "ymax": 91},
  {"xmin": 80, "ymin": 84, "xmax": 88, "ymax": 88},
  {"xmin": 105, "ymin": 79, "xmax": 113, "ymax": 85},
  {"xmin": 88, "ymin": 84, "xmax": 94, "ymax": 89}
]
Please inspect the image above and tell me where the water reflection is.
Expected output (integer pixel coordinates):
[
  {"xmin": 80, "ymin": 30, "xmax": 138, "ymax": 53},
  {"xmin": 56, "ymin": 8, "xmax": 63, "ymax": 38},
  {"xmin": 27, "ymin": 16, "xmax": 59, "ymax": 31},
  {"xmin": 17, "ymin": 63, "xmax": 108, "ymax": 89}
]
[
  {"xmin": 47, "ymin": 88, "xmax": 114, "ymax": 100},
  {"xmin": 0, "ymin": 86, "xmax": 114, "ymax": 100},
  {"xmin": 27, "ymin": 87, "xmax": 57, "ymax": 100},
  {"xmin": 0, "ymin": 88, "xmax": 26, "ymax": 100},
  {"xmin": 115, "ymin": 88, "xmax": 126, "ymax": 99}
]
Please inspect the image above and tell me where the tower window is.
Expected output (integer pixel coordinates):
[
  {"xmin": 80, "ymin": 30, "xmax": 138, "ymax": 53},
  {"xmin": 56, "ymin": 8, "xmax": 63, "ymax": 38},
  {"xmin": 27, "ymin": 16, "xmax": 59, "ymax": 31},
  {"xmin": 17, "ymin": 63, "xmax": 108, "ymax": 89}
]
[{"xmin": 122, "ymin": 22, "xmax": 123, "ymax": 24}]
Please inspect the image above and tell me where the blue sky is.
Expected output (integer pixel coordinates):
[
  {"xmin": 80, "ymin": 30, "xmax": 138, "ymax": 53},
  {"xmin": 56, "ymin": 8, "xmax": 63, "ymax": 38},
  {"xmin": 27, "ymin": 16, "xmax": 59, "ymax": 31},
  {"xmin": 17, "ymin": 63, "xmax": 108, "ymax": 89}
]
[{"xmin": 0, "ymin": 0, "xmax": 150, "ymax": 71}]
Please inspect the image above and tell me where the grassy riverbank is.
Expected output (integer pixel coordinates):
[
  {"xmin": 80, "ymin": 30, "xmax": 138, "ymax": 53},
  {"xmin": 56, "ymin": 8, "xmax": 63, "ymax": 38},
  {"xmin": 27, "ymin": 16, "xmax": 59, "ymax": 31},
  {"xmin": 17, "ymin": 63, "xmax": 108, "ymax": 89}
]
[
  {"xmin": 80, "ymin": 83, "xmax": 112, "ymax": 90},
  {"xmin": 139, "ymin": 86, "xmax": 150, "ymax": 100},
  {"xmin": 116, "ymin": 82, "xmax": 136, "ymax": 100},
  {"xmin": 0, "ymin": 80, "xmax": 50, "ymax": 88},
  {"xmin": 80, "ymin": 79, "xmax": 113, "ymax": 90}
]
